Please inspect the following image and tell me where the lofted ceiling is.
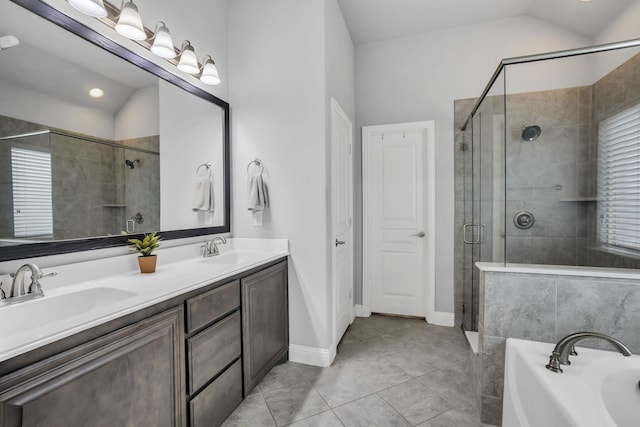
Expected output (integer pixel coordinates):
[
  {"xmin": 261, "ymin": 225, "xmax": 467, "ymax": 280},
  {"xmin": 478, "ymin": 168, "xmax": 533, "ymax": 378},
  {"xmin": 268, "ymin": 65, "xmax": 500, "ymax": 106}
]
[{"xmin": 337, "ymin": 0, "xmax": 637, "ymax": 44}]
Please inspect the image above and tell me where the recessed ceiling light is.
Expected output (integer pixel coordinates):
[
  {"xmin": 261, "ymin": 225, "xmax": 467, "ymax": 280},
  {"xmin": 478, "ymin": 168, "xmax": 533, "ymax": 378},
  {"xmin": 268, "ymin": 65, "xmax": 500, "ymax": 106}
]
[
  {"xmin": 89, "ymin": 88, "xmax": 104, "ymax": 98},
  {"xmin": 578, "ymin": 0, "xmax": 592, "ymax": 2}
]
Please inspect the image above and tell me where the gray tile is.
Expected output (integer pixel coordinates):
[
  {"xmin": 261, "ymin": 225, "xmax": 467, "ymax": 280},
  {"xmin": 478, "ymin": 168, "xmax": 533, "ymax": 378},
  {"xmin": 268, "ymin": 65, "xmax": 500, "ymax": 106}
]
[
  {"xmin": 480, "ymin": 395, "xmax": 503, "ymax": 426},
  {"xmin": 557, "ymin": 276, "xmax": 640, "ymax": 353},
  {"xmin": 286, "ymin": 410, "xmax": 344, "ymax": 427},
  {"xmin": 310, "ymin": 368, "xmax": 373, "ymax": 408},
  {"xmin": 262, "ymin": 382, "xmax": 330, "ymax": 426},
  {"xmin": 334, "ymin": 394, "xmax": 410, "ymax": 427},
  {"xmin": 359, "ymin": 334, "xmax": 412, "ymax": 357},
  {"xmin": 418, "ymin": 409, "xmax": 484, "ymax": 427},
  {"xmin": 378, "ymin": 377, "xmax": 453, "ymax": 425},
  {"xmin": 384, "ymin": 349, "xmax": 448, "ymax": 377},
  {"xmin": 222, "ymin": 394, "xmax": 276, "ymax": 427},
  {"xmin": 483, "ymin": 273, "xmax": 556, "ymax": 342},
  {"xmin": 418, "ymin": 366, "xmax": 478, "ymax": 412},
  {"xmin": 258, "ymin": 362, "xmax": 309, "ymax": 393},
  {"xmin": 481, "ymin": 336, "xmax": 505, "ymax": 398}
]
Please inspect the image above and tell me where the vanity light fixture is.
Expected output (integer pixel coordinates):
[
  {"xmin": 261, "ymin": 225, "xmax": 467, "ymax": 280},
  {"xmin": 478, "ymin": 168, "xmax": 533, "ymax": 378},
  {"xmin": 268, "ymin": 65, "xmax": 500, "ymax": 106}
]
[
  {"xmin": 150, "ymin": 22, "xmax": 175, "ymax": 59},
  {"xmin": 177, "ymin": 40, "xmax": 199, "ymax": 75},
  {"xmin": 200, "ymin": 55, "xmax": 221, "ymax": 85},
  {"xmin": 66, "ymin": 0, "xmax": 221, "ymax": 85},
  {"xmin": 68, "ymin": 0, "xmax": 107, "ymax": 18},
  {"xmin": 115, "ymin": 1, "xmax": 146, "ymax": 41},
  {"xmin": 89, "ymin": 88, "xmax": 104, "ymax": 98}
]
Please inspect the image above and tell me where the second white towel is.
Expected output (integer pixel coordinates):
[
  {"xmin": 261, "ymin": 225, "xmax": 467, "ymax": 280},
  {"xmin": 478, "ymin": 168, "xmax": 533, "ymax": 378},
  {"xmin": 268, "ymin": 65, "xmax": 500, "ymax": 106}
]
[{"xmin": 192, "ymin": 176, "xmax": 215, "ymax": 213}]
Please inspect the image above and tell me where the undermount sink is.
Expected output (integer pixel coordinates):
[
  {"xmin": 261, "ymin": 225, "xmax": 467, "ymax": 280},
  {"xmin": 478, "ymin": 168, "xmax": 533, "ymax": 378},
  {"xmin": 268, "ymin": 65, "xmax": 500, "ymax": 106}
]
[
  {"xmin": 0, "ymin": 287, "xmax": 137, "ymax": 337},
  {"xmin": 198, "ymin": 251, "xmax": 263, "ymax": 266}
]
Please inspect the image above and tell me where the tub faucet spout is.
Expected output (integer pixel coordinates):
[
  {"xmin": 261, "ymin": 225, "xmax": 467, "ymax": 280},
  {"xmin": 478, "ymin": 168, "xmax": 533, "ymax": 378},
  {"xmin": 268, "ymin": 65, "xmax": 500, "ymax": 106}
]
[{"xmin": 546, "ymin": 332, "xmax": 632, "ymax": 373}]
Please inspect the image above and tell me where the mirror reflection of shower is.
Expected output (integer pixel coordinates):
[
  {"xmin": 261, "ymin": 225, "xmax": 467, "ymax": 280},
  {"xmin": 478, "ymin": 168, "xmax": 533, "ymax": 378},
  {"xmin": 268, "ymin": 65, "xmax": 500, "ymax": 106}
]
[{"xmin": 125, "ymin": 159, "xmax": 140, "ymax": 169}]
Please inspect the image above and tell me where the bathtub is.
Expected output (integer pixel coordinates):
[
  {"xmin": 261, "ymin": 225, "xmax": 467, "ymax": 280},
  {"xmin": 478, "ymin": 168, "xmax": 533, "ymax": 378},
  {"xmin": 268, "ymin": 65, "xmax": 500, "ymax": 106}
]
[{"xmin": 502, "ymin": 338, "xmax": 640, "ymax": 427}]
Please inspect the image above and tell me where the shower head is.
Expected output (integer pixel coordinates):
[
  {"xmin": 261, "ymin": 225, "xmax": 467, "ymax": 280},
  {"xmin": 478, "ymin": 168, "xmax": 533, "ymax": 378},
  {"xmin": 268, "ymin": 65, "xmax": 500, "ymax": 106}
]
[
  {"xmin": 522, "ymin": 125, "xmax": 541, "ymax": 141},
  {"xmin": 125, "ymin": 159, "xmax": 140, "ymax": 169}
]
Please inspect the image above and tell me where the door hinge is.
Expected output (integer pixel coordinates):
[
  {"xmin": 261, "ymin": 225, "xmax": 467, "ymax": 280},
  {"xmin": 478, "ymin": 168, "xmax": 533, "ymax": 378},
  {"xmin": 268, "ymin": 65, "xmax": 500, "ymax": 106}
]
[{"xmin": 348, "ymin": 143, "xmax": 352, "ymax": 155}]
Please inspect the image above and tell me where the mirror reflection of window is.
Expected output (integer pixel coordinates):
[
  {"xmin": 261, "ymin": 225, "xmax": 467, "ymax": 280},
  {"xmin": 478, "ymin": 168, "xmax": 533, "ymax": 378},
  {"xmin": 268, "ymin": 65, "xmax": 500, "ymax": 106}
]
[
  {"xmin": 597, "ymin": 102, "xmax": 640, "ymax": 253},
  {"xmin": 10, "ymin": 146, "xmax": 53, "ymax": 239}
]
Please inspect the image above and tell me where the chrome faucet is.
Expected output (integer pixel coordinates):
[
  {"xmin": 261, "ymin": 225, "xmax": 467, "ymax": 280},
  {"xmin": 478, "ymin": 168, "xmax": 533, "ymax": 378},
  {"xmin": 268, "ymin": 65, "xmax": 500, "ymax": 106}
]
[
  {"xmin": 202, "ymin": 236, "xmax": 227, "ymax": 258},
  {"xmin": 2, "ymin": 263, "xmax": 57, "ymax": 305},
  {"xmin": 546, "ymin": 331, "xmax": 633, "ymax": 373}
]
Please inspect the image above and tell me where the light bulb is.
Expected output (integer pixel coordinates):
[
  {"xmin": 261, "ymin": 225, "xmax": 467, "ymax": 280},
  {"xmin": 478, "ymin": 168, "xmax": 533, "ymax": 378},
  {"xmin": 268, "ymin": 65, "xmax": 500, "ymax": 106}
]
[
  {"xmin": 115, "ymin": 1, "xmax": 146, "ymax": 41},
  {"xmin": 200, "ymin": 55, "xmax": 220, "ymax": 85},
  {"xmin": 68, "ymin": 0, "xmax": 107, "ymax": 18},
  {"xmin": 150, "ymin": 22, "xmax": 175, "ymax": 58},
  {"xmin": 177, "ymin": 41, "xmax": 199, "ymax": 74}
]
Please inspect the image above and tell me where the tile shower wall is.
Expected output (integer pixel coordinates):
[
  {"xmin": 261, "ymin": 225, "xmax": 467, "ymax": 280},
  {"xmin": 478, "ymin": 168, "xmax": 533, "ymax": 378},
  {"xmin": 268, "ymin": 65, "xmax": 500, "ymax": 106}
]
[
  {"xmin": 0, "ymin": 115, "xmax": 159, "ymax": 240},
  {"xmin": 473, "ymin": 268, "xmax": 640, "ymax": 426},
  {"xmin": 453, "ymin": 52, "xmax": 640, "ymax": 328}
]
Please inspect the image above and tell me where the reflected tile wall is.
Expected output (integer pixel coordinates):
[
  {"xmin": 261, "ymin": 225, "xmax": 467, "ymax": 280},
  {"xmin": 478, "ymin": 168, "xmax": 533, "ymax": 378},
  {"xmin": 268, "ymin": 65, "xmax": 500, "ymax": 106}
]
[
  {"xmin": 475, "ymin": 269, "xmax": 640, "ymax": 425},
  {"xmin": 0, "ymin": 115, "xmax": 160, "ymax": 240}
]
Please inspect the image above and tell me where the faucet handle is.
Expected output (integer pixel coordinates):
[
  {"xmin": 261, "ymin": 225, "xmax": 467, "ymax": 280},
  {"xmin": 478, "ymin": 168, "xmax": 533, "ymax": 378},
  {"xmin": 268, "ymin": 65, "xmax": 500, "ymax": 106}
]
[{"xmin": 37, "ymin": 271, "xmax": 57, "ymax": 280}]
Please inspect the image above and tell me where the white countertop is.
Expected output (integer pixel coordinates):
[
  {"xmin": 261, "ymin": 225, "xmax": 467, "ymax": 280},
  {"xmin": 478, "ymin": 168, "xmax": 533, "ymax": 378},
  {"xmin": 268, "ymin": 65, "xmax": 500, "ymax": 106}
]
[{"xmin": 0, "ymin": 238, "xmax": 289, "ymax": 363}]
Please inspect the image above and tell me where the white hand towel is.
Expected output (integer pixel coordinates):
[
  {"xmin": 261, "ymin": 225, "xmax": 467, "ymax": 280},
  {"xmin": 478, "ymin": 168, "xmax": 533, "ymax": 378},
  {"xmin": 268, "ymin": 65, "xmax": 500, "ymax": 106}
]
[
  {"xmin": 247, "ymin": 175, "xmax": 268, "ymax": 211},
  {"xmin": 192, "ymin": 176, "xmax": 215, "ymax": 213}
]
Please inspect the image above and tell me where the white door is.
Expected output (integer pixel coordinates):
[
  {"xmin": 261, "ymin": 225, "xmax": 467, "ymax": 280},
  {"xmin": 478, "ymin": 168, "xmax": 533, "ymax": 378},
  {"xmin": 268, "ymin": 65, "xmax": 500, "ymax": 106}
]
[
  {"xmin": 363, "ymin": 121, "xmax": 434, "ymax": 318},
  {"xmin": 331, "ymin": 98, "xmax": 353, "ymax": 344}
]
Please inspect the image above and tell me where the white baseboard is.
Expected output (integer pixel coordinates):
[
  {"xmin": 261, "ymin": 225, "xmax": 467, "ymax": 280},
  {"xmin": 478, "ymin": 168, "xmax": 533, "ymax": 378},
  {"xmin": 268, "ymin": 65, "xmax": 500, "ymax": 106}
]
[
  {"xmin": 289, "ymin": 344, "xmax": 335, "ymax": 367},
  {"xmin": 354, "ymin": 304, "xmax": 365, "ymax": 317},
  {"xmin": 431, "ymin": 311, "xmax": 455, "ymax": 327}
]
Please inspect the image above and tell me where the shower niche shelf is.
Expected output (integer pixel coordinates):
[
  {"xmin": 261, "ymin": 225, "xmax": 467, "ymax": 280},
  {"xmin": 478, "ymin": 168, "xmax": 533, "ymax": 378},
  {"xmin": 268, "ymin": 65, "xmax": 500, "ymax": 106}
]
[{"xmin": 558, "ymin": 197, "xmax": 597, "ymax": 202}]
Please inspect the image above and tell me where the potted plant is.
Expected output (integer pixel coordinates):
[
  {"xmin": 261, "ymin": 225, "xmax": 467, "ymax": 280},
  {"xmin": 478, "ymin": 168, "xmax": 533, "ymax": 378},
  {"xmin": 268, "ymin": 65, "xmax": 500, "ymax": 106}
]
[{"xmin": 127, "ymin": 232, "xmax": 162, "ymax": 273}]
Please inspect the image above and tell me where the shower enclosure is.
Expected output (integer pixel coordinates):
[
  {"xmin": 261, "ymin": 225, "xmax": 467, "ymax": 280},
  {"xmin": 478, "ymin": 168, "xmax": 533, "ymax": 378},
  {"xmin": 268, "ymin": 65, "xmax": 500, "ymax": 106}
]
[
  {"xmin": 455, "ymin": 38, "xmax": 640, "ymax": 333},
  {"xmin": 0, "ymin": 120, "xmax": 160, "ymax": 243}
]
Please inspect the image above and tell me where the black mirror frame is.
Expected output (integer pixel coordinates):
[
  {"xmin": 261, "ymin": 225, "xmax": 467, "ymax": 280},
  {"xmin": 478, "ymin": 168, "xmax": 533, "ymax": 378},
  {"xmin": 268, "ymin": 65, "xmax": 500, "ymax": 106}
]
[{"xmin": 0, "ymin": 0, "xmax": 231, "ymax": 262}]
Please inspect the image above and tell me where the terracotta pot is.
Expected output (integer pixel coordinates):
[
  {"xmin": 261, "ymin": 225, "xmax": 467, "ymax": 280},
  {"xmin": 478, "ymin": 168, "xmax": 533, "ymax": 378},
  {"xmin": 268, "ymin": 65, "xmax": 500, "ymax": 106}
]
[{"xmin": 138, "ymin": 255, "xmax": 157, "ymax": 273}]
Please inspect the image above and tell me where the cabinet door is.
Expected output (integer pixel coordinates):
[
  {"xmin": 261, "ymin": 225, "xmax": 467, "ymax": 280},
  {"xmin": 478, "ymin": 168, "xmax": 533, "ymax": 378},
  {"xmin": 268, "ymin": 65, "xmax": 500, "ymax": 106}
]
[
  {"xmin": 241, "ymin": 261, "xmax": 288, "ymax": 393},
  {"xmin": 0, "ymin": 308, "xmax": 185, "ymax": 427}
]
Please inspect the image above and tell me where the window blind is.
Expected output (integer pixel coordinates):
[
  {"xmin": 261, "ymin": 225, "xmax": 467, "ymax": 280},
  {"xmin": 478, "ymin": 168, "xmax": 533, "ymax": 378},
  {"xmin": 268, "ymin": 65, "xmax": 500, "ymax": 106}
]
[
  {"xmin": 597, "ymin": 103, "xmax": 640, "ymax": 252},
  {"xmin": 11, "ymin": 147, "xmax": 53, "ymax": 238}
]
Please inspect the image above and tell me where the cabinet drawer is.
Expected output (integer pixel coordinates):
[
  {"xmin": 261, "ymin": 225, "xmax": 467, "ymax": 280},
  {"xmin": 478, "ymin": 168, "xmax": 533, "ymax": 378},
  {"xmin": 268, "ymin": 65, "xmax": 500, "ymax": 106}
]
[
  {"xmin": 189, "ymin": 359, "xmax": 242, "ymax": 427},
  {"xmin": 186, "ymin": 280, "xmax": 240, "ymax": 333},
  {"xmin": 187, "ymin": 311, "xmax": 241, "ymax": 394}
]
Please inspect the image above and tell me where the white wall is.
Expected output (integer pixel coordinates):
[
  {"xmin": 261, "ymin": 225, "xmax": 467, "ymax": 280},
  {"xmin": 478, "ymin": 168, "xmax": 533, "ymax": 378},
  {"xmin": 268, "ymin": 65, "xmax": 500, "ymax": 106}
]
[
  {"xmin": 354, "ymin": 15, "xmax": 591, "ymax": 312},
  {"xmin": 0, "ymin": 80, "xmax": 115, "ymax": 139},
  {"xmin": 159, "ymin": 80, "xmax": 225, "ymax": 230},
  {"xmin": 593, "ymin": 0, "xmax": 640, "ymax": 78},
  {"xmin": 229, "ymin": 0, "xmax": 353, "ymax": 357},
  {"xmin": 114, "ymin": 86, "xmax": 160, "ymax": 140},
  {"xmin": 324, "ymin": 0, "xmax": 355, "ymax": 345}
]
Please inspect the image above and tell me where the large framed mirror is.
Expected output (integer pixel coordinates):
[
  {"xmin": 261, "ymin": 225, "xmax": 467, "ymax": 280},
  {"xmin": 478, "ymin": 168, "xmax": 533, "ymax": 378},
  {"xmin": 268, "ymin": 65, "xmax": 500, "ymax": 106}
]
[{"xmin": 0, "ymin": 0, "xmax": 230, "ymax": 262}]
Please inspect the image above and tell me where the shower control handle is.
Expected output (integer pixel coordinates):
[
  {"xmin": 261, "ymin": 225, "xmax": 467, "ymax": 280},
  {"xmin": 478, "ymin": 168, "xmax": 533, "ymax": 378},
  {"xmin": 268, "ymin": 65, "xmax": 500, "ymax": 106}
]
[{"xmin": 412, "ymin": 231, "xmax": 426, "ymax": 238}]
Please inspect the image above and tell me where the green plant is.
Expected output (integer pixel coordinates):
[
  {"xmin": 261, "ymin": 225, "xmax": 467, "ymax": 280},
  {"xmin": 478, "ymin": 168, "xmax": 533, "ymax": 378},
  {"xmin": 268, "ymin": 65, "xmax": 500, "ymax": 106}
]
[{"xmin": 127, "ymin": 232, "xmax": 162, "ymax": 257}]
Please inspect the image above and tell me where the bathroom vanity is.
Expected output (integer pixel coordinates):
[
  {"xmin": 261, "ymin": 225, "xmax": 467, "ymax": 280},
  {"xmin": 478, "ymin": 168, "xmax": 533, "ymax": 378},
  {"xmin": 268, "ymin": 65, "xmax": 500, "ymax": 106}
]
[{"xmin": 0, "ymin": 240, "xmax": 288, "ymax": 427}]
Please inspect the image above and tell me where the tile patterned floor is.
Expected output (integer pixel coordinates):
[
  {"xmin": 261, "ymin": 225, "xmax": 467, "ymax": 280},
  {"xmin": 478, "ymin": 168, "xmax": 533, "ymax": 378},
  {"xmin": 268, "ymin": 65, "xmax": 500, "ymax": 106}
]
[{"xmin": 223, "ymin": 315, "xmax": 491, "ymax": 427}]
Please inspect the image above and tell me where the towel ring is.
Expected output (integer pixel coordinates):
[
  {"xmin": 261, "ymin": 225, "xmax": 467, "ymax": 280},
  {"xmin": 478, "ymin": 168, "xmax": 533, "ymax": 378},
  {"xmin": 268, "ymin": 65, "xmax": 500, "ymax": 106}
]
[
  {"xmin": 247, "ymin": 159, "xmax": 264, "ymax": 176},
  {"xmin": 196, "ymin": 162, "xmax": 212, "ymax": 177}
]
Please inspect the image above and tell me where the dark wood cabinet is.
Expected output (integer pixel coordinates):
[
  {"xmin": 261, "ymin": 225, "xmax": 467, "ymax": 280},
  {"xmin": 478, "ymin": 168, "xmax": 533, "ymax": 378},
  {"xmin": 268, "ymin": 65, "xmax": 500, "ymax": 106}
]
[
  {"xmin": 0, "ymin": 257, "xmax": 288, "ymax": 427},
  {"xmin": 241, "ymin": 260, "xmax": 289, "ymax": 393},
  {"xmin": 0, "ymin": 308, "xmax": 185, "ymax": 427}
]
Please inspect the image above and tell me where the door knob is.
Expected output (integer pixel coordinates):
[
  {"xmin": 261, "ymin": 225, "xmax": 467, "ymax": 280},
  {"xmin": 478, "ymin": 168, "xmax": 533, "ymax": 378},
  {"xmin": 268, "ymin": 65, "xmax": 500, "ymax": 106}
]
[
  {"xmin": 335, "ymin": 239, "xmax": 346, "ymax": 246},
  {"xmin": 412, "ymin": 231, "xmax": 426, "ymax": 238}
]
